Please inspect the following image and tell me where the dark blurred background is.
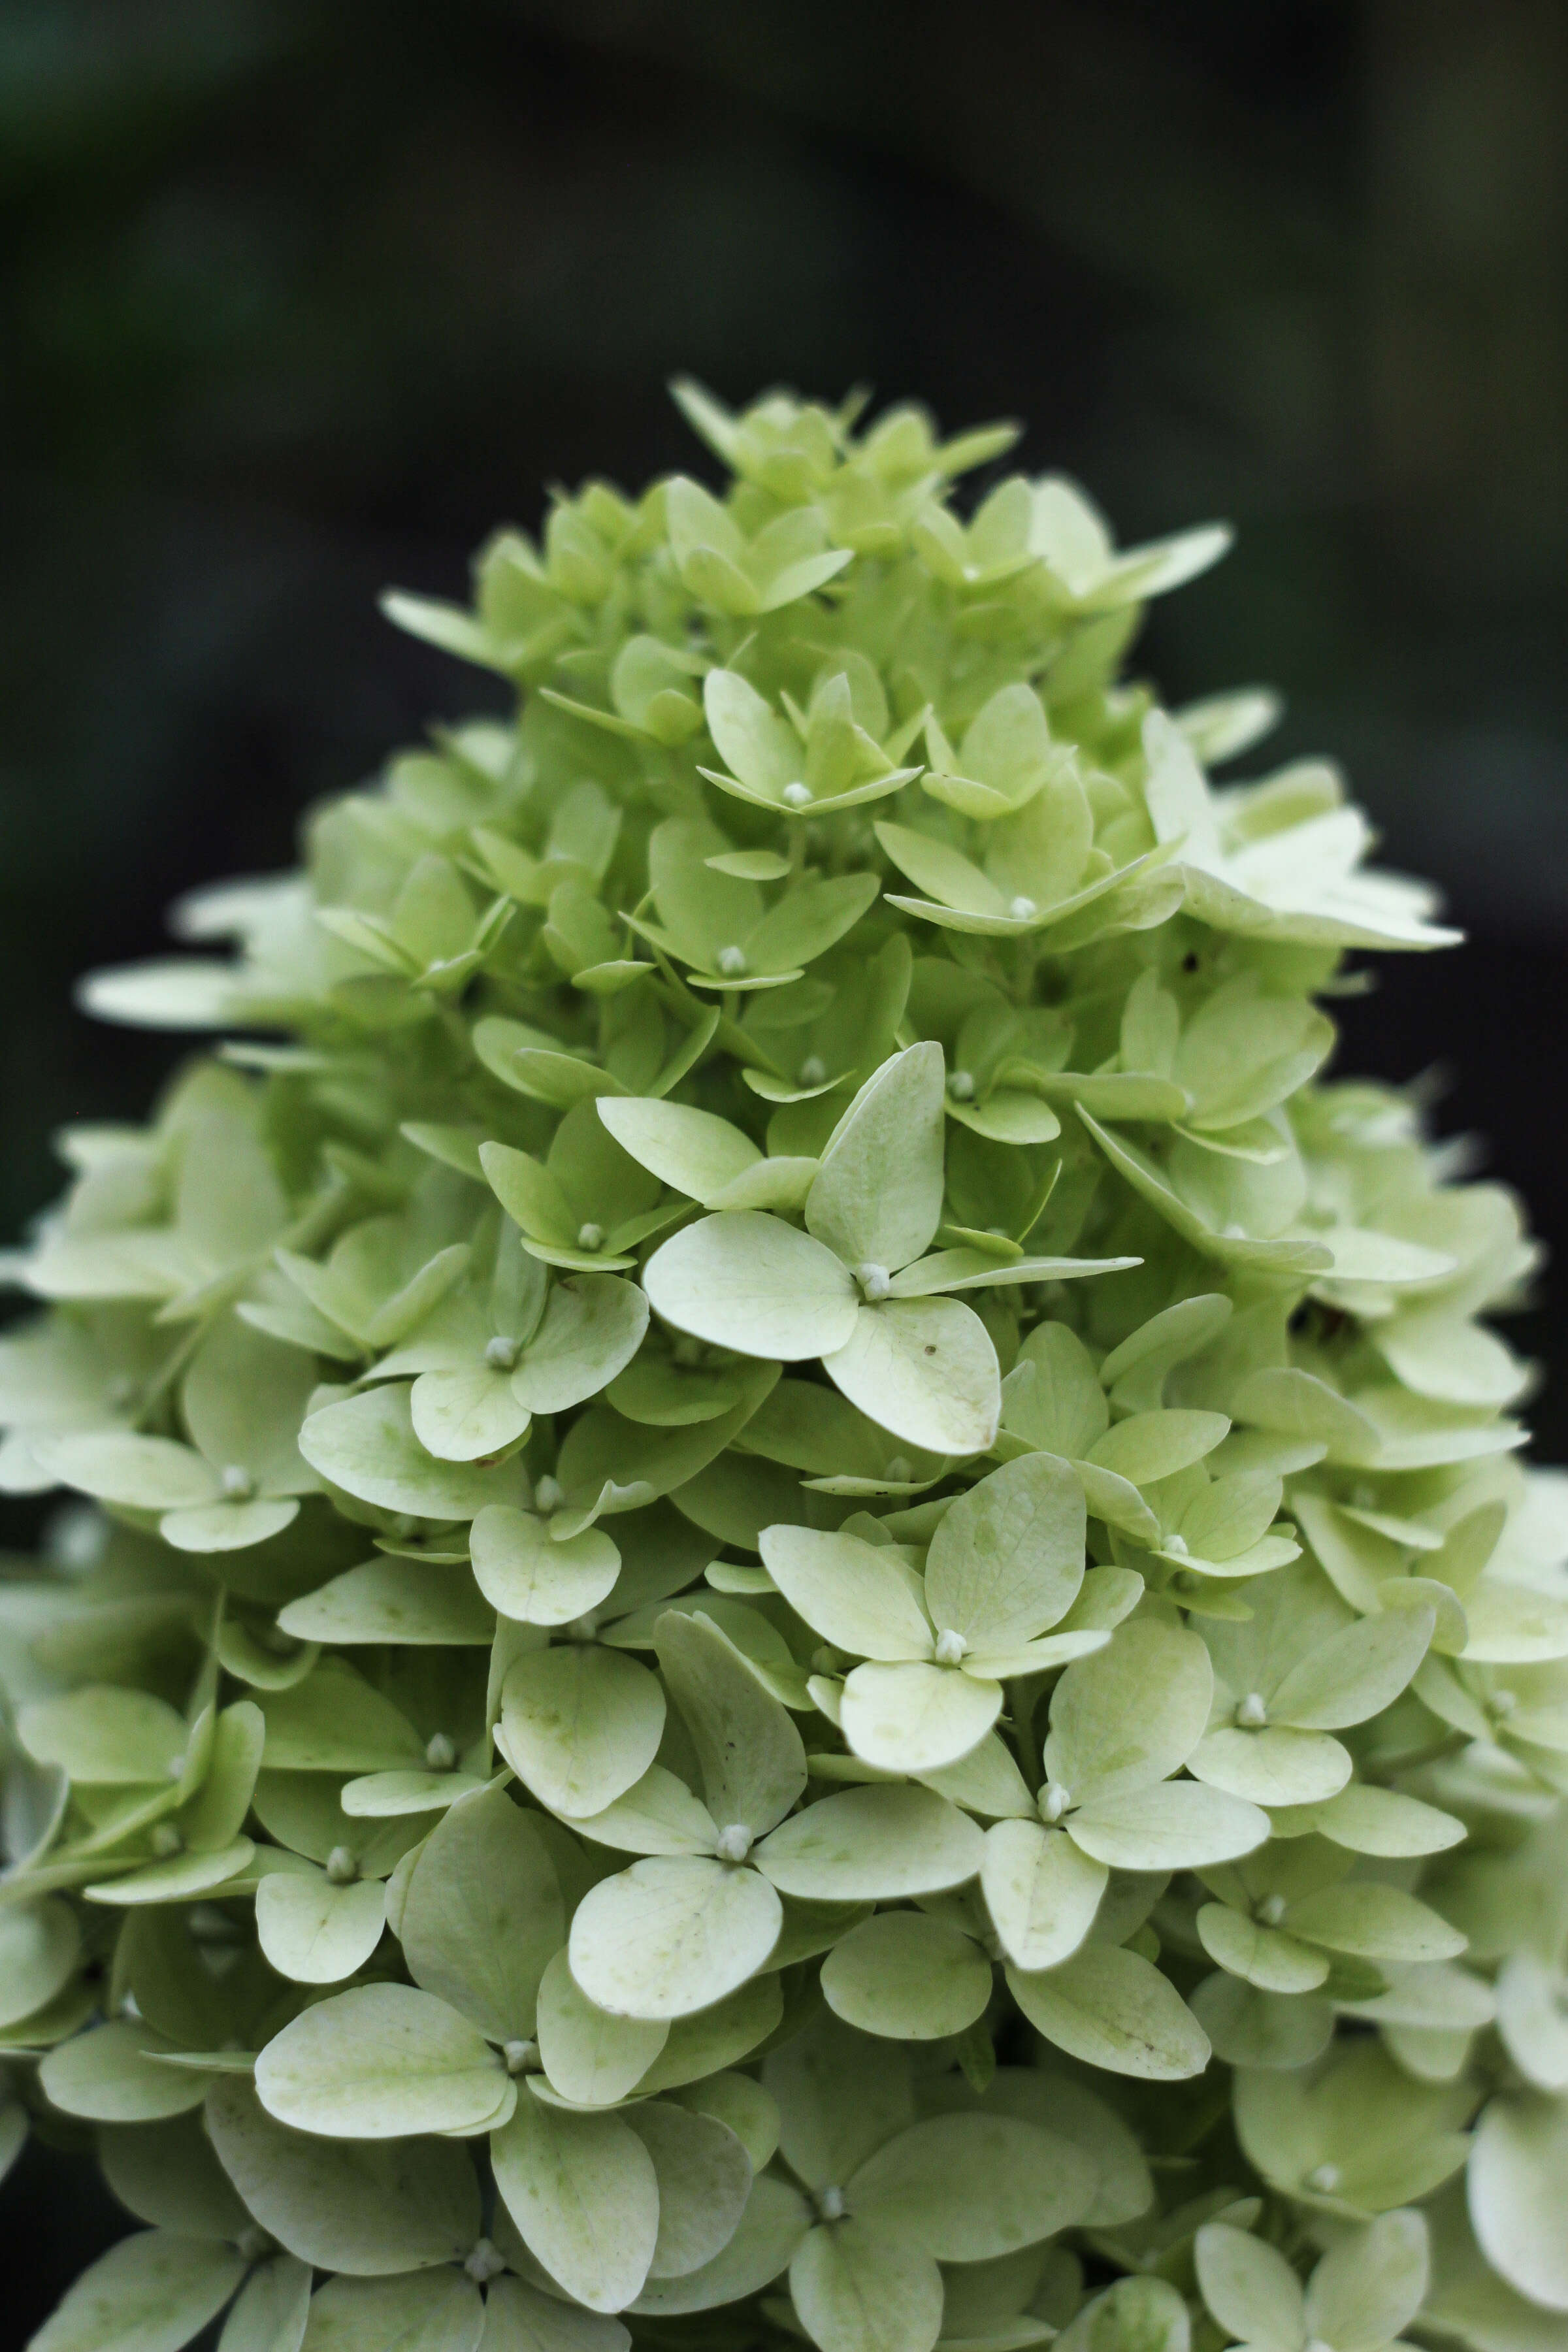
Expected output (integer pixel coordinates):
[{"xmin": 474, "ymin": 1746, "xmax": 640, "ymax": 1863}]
[{"xmin": 1, "ymin": 0, "xmax": 1565, "ymax": 2332}]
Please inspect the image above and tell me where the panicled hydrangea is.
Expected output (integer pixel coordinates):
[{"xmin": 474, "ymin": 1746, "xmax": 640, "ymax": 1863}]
[{"xmin": 1, "ymin": 379, "xmax": 1566, "ymax": 2352}]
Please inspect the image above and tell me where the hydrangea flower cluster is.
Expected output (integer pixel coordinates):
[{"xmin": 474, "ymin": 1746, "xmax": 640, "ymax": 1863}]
[{"xmin": 2, "ymin": 382, "xmax": 1565, "ymax": 2352}]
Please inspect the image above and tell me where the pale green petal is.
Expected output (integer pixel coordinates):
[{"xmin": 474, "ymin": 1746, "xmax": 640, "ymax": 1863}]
[
  {"xmin": 255, "ymin": 1870, "xmax": 387, "ymax": 1984},
  {"xmin": 824, "ymin": 1296, "xmax": 1001, "ymax": 1456},
  {"xmin": 625, "ymin": 2099, "xmax": 752, "ymax": 2278},
  {"xmin": 398, "ymin": 1783, "xmax": 564, "ymax": 2043},
  {"xmin": 19, "ymin": 1686, "xmax": 187, "ymax": 1785},
  {"xmin": 1044, "ymin": 1620, "xmax": 1213, "ymax": 1803},
  {"xmin": 668, "ymin": 2071, "xmax": 780, "ymax": 2172},
  {"xmin": 338, "ymin": 1769, "xmax": 486, "ymax": 1817},
  {"xmin": 295, "ymin": 2271, "xmax": 483, "ymax": 2351},
  {"xmin": 1194, "ymin": 2226, "xmax": 1306, "ymax": 2352},
  {"xmin": 1234, "ymin": 2042, "xmax": 1473, "ymax": 2214},
  {"xmin": 300, "ymin": 1384, "xmax": 519, "ymax": 1519},
  {"xmin": 497, "ymin": 1644, "xmax": 665, "ymax": 1818},
  {"xmin": 24, "ymin": 2229, "xmax": 244, "ymax": 2352},
  {"xmin": 410, "ymin": 1365, "xmax": 532, "ymax": 1462},
  {"xmin": 840, "ymin": 1659, "xmax": 1001, "ymax": 1774},
  {"xmin": 278, "ymin": 1559, "xmax": 495, "ymax": 1646},
  {"xmin": 1469, "ymin": 2097, "xmax": 1568, "ymax": 2313},
  {"xmin": 1084, "ymin": 1410, "xmax": 1230, "ymax": 1488},
  {"xmin": 924, "ymin": 1453, "xmax": 1085, "ymax": 1652},
  {"xmin": 1007, "ymin": 1946, "xmax": 1211, "ymax": 2080},
  {"xmin": 536, "ymin": 1949, "xmax": 668, "ymax": 2106},
  {"xmin": 216, "ymin": 2254, "xmax": 312, "ymax": 2352},
  {"xmin": 755, "ymin": 1785, "xmax": 983, "ymax": 1901},
  {"xmin": 491, "ymin": 2088, "xmax": 659, "ymax": 2314},
  {"xmin": 1066, "ymin": 1782, "xmax": 1267, "ymax": 1872},
  {"xmin": 596, "ymin": 1098, "xmax": 759, "ymax": 1203},
  {"xmin": 1269, "ymin": 1605, "xmax": 1435, "ymax": 1730},
  {"xmin": 204, "ymin": 2076, "xmax": 481, "ymax": 2274},
  {"xmin": 821, "ymin": 1911, "xmax": 990, "ymax": 2040},
  {"xmin": 629, "ymin": 2174, "xmax": 809, "ymax": 2317},
  {"xmin": 981, "ymin": 1820, "xmax": 1107, "ymax": 1971},
  {"xmin": 570, "ymin": 1764, "xmax": 719, "ymax": 1857},
  {"xmin": 644, "ymin": 1213, "xmax": 858, "ymax": 1361},
  {"xmin": 568, "ymin": 1855, "xmax": 782, "ymax": 2019},
  {"xmin": 41, "ymin": 2021, "xmax": 213, "ymax": 2123},
  {"xmin": 632, "ymin": 1974, "xmax": 783, "ymax": 2095},
  {"xmin": 254, "ymin": 1659, "xmax": 424, "ymax": 1773},
  {"xmin": 922, "ymin": 1733, "xmax": 1034, "ymax": 1821},
  {"xmin": 513, "ymin": 1275, "xmax": 649, "ymax": 1413},
  {"xmin": 1055, "ymin": 2279, "xmax": 1191, "ymax": 2352},
  {"xmin": 1188, "ymin": 1726, "xmax": 1352, "ymax": 1806},
  {"xmin": 806, "ymin": 1043, "xmax": 947, "ymax": 1273},
  {"xmin": 161, "ymin": 1495, "xmax": 301, "ymax": 1553},
  {"xmin": 255, "ymin": 1983, "xmax": 509, "ymax": 2138},
  {"xmin": 0, "ymin": 1898, "xmax": 80, "ymax": 2030},
  {"xmin": 478, "ymin": 2277, "xmax": 633, "ymax": 2351},
  {"xmin": 470, "ymin": 1505, "xmax": 620, "ymax": 1626},
  {"xmin": 850, "ymin": 2112, "xmax": 1092, "ymax": 2258},
  {"xmin": 790, "ymin": 2216, "xmax": 944, "ymax": 2352},
  {"xmin": 759, "ymin": 1524, "xmax": 934, "ymax": 1660},
  {"xmin": 1305, "ymin": 2211, "xmax": 1429, "ymax": 2352},
  {"xmin": 655, "ymin": 1608, "xmax": 806, "ymax": 1836},
  {"xmin": 1195, "ymin": 1904, "xmax": 1329, "ymax": 1994},
  {"xmin": 31, "ymin": 1429, "xmax": 220, "ymax": 1512}
]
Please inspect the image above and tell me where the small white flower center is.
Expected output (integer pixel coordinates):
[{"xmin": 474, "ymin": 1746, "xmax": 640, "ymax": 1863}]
[
  {"xmin": 484, "ymin": 1334, "xmax": 519, "ymax": 1370},
  {"xmin": 1305, "ymin": 2164, "xmax": 1341, "ymax": 2196},
  {"xmin": 717, "ymin": 945, "xmax": 748, "ymax": 977},
  {"xmin": 151, "ymin": 1822, "xmax": 183, "ymax": 1857},
  {"xmin": 1164, "ymin": 1533, "xmax": 1190, "ymax": 1558},
  {"xmin": 1490, "ymin": 1687, "xmax": 1518, "ymax": 1719},
  {"xmin": 1039, "ymin": 1784, "xmax": 1072, "ymax": 1824},
  {"xmin": 466, "ymin": 2239, "xmax": 507, "ymax": 2283},
  {"xmin": 783, "ymin": 781, "xmax": 813, "ymax": 808},
  {"xmin": 236, "ymin": 2226, "xmax": 272, "ymax": 2263},
  {"xmin": 798, "ymin": 1054, "xmax": 827, "ymax": 1087},
  {"xmin": 816, "ymin": 2184, "xmax": 847, "ymax": 2222},
  {"xmin": 715, "ymin": 1823, "xmax": 754, "ymax": 1864},
  {"xmin": 884, "ymin": 1456, "xmax": 911, "ymax": 1483},
  {"xmin": 856, "ymin": 1262, "xmax": 892, "ymax": 1301},
  {"xmin": 326, "ymin": 1845, "xmax": 359, "ymax": 1885},
  {"xmin": 534, "ymin": 1475, "xmax": 564, "ymax": 1514},
  {"xmin": 934, "ymin": 1629, "xmax": 968, "ymax": 1667},
  {"xmin": 1257, "ymin": 1893, "xmax": 1288, "ymax": 1927},
  {"xmin": 947, "ymin": 1069, "xmax": 976, "ymax": 1102},
  {"xmin": 425, "ymin": 1733, "xmax": 457, "ymax": 1771},
  {"xmin": 503, "ymin": 2038, "xmax": 540, "ymax": 2074},
  {"xmin": 1237, "ymin": 1692, "xmax": 1269, "ymax": 1728},
  {"xmin": 221, "ymin": 1465, "xmax": 254, "ymax": 1500},
  {"xmin": 1008, "ymin": 896, "xmax": 1037, "ymax": 922},
  {"xmin": 576, "ymin": 1222, "xmax": 604, "ymax": 1252}
]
